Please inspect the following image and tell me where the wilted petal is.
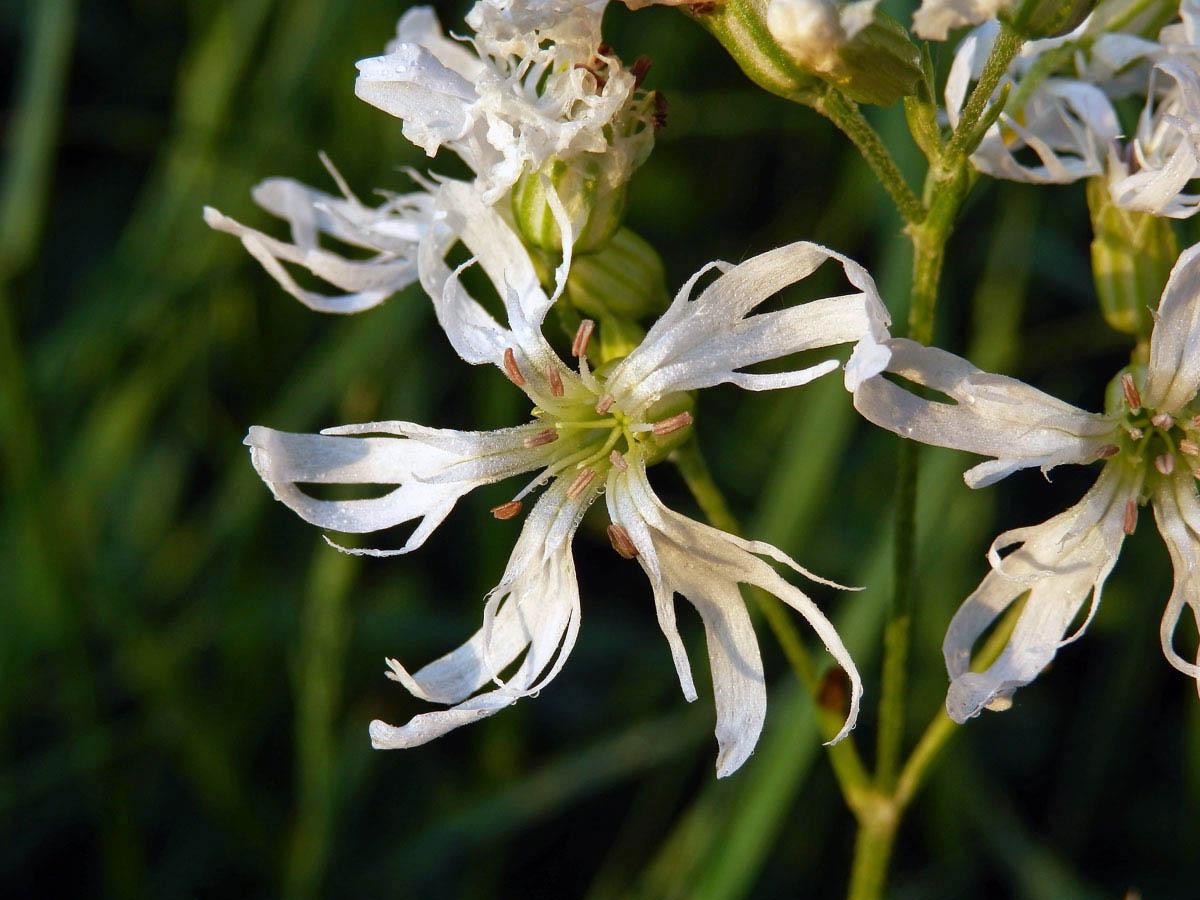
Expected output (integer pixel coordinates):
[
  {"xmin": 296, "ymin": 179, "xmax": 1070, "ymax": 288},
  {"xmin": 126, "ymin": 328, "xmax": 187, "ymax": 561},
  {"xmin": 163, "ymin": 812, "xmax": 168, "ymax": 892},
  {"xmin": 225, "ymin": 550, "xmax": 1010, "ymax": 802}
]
[
  {"xmin": 1151, "ymin": 470, "xmax": 1200, "ymax": 694},
  {"xmin": 607, "ymin": 241, "xmax": 890, "ymax": 411},
  {"xmin": 943, "ymin": 465, "xmax": 1136, "ymax": 722},
  {"xmin": 244, "ymin": 421, "xmax": 555, "ymax": 552},
  {"xmin": 853, "ymin": 339, "xmax": 1116, "ymax": 487},
  {"xmin": 1144, "ymin": 240, "xmax": 1200, "ymax": 412},
  {"xmin": 608, "ymin": 462, "xmax": 862, "ymax": 776},
  {"xmin": 370, "ymin": 479, "xmax": 587, "ymax": 747}
]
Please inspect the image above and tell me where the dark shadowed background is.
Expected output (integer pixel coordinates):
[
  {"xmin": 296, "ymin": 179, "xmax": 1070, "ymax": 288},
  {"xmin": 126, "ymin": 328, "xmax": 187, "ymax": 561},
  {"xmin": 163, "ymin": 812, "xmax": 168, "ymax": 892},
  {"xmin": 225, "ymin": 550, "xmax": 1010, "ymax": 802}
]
[{"xmin": 3, "ymin": 1, "xmax": 1199, "ymax": 896}]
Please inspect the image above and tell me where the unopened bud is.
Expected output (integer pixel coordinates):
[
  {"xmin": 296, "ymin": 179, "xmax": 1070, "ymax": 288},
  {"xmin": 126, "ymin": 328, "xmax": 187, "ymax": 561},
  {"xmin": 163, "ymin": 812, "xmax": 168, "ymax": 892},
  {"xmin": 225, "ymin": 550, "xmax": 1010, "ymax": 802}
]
[
  {"xmin": 767, "ymin": 0, "xmax": 920, "ymax": 107},
  {"xmin": 567, "ymin": 228, "xmax": 671, "ymax": 323},
  {"xmin": 1088, "ymin": 176, "xmax": 1177, "ymax": 339},
  {"xmin": 1002, "ymin": 0, "xmax": 1097, "ymax": 38}
]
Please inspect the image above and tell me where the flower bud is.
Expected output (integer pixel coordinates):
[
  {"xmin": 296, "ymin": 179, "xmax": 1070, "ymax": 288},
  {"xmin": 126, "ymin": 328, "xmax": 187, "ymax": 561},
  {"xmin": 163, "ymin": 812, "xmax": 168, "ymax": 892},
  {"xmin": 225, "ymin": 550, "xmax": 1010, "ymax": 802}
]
[
  {"xmin": 512, "ymin": 155, "xmax": 628, "ymax": 255},
  {"xmin": 766, "ymin": 0, "xmax": 920, "ymax": 107},
  {"xmin": 565, "ymin": 228, "xmax": 671, "ymax": 321},
  {"xmin": 1001, "ymin": 0, "xmax": 1098, "ymax": 38},
  {"xmin": 1087, "ymin": 176, "xmax": 1177, "ymax": 339}
]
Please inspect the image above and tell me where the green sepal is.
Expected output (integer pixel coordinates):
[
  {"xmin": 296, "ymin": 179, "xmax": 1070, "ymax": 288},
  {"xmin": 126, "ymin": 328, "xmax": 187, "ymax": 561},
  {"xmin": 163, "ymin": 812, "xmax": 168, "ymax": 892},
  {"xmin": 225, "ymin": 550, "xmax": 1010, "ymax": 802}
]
[
  {"xmin": 512, "ymin": 155, "xmax": 628, "ymax": 256},
  {"xmin": 831, "ymin": 12, "xmax": 922, "ymax": 107},
  {"xmin": 1087, "ymin": 176, "xmax": 1177, "ymax": 340},
  {"xmin": 1002, "ymin": 0, "xmax": 1097, "ymax": 38},
  {"xmin": 566, "ymin": 228, "xmax": 671, "ymax": 322}
]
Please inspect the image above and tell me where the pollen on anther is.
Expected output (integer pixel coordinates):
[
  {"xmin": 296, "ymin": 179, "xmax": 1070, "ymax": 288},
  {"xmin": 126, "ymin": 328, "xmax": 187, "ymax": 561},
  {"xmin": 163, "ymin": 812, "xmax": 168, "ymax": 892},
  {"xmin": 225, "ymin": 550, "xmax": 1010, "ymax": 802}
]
[
  {"xmin": 1121, "ymin": 373, "xmax": 1142, "ymax": 412},
  {"xmin": 607, "ymin": 523, "xmax": 639, "ymax": 559},
  {"xmin": 503, "ymin": 348, "xmax": 526, "ymax": 386},
  {"xmin": 652, "ymin": 411, "xmax": 693, "ymax": 436},
  {"xmin": 1123, "ymin": 499, "xmax": 1138, "ymax": 535},
  {"xmin": 491, "ymin": 500, "xmax": 523, "ymax": 520},
  {"xmin": 548, "ymin": 367, "xmax": 565, "ymax": 397},
  {"xmin": 566, "ymin": 467, "xmax": 598, "ymax": 499},
  {"xmin": 610, "ymin": 450, "xmax": 628, "ymax": 471},
  {"xmin": 523, "ymin": 428, "xmax": 559, "ymax": 448},
  {"xmin": 1152, "ymin": 412, "xmax": 1175, "ymax": 430},
  {"xmin": 1128, "ymin": 427, "xmax": 1144, "ymax": 440},
  {"xmin": 595, "ymin": 394, "xmax": 615, "ymax": 414},
  {"xmin": 572, "ymin": 319, "xmax": 595, "ymax": 358},
  {"xmin": 1156, "ymin": 453, "xmax": 1176, "ymax": 475},
  {"xmin": 1096, "ymin": 444, "xmax": 1120, "ymax": 459},
  {"xmin": 1182, "ymin": 440, "xmax": 1200, "ymax": 456}
]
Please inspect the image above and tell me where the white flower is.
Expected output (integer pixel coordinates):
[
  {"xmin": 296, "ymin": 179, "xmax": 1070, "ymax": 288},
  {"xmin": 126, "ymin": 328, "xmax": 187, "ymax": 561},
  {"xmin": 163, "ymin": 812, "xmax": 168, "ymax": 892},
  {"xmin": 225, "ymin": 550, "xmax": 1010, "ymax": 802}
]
[
  {"xmin": 766, "ymin": 0, "xmax": 881, "ymax": 73},
  {"xmin": 947, "ymin": 16, "xmax": 1200, "ymax": 217},
  {"xmin": 945, "ymin": 22, "xmax": 1121, "ymax": 185},
  {"xmin": 203, "ymin": 154, "xmax": 436, "ymax": 314},
  {"xmin": 852, "ymin": 241, "xmax": 1200, "ymax": 722},
  {"xmin": 355, "ymin": 5, "xmax": 657, "ymax": 205},
  {"xmin": 246, "ymin": 183, "xmax": 888, "ymax": 775}
]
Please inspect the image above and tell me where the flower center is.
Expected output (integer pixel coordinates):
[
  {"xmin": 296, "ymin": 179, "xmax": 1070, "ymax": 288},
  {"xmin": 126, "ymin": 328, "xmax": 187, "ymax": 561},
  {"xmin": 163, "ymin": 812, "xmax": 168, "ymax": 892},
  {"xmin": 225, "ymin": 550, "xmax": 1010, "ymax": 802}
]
[{"xmin": 1103, "ymin": 372, "xmax": 1200, "ymax": 479}]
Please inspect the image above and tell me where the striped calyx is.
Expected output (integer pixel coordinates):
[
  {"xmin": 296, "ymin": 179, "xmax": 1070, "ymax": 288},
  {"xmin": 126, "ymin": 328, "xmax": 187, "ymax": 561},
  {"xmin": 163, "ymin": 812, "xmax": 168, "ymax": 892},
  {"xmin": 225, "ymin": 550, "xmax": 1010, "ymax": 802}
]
[{"xmin": 1088, "ymin": 176, "xmax": 1179, "ymax": 339}]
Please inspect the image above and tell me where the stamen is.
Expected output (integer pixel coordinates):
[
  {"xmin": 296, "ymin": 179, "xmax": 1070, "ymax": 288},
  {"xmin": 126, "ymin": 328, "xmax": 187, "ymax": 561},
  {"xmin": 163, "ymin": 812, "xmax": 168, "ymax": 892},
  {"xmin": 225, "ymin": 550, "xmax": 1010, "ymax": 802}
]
[
  {"xmin": 1123, "ymin": 500, "xmax": 1138, "ymax": 535},
  {"xmin": 548, "ymin": 367, "xmax": 565, "ymax": 397},
  {"xmin": 572, "ymin": 319, "xmax": 595, "ymax": 358},
  {"xmin": 1121, "ymin": 373, "xmax": 1142, "ymax": 412},
  {"xmin": 609, "ymin": 450, "xmax": 628, "ymax": 471},
  {"xmin": 1095, "ymin": 444, "xmax": 1120, "ymax": 459},
  {"xmin": 1182, "ymin": 439, "xmax": 1200, "ymax": 457},
  {"xmin": 523, "ymin": 428, "xmax": 559, "ymax": 448},
  {"xmin": 566, "ymin": 467, "xmax": 598, "ymax": 499},
  {"xmin": 630, "ymin": 56, "xmax": 653, "ymax": 88},
  {"xmin": 1128, "ymin": 427, "xmax": 1144, "ymax": 440},
  {"xmin": 607, "ymin": 523, "xmax": 639, "ymax": 559},
  {"xmin": 1152, "ymin": 412, "xmax": 1175, "ymax": 429},
  {"xmin": 595, "ymin": 394, "xmax": 615, "ymax": 414},
  {"xmin": 1193, "ymin": 414, "xmax": 1200, "ymax": 429},
  {"xmin": 652, "ymin": 411, "xmax": 693, "ymax": 436},
  {"xmin": 1156, "ymin": 453, "xmax": 1176, "ymax": 475},
  {"xmin": 491, "ymin": 500, "xmax": 523, "ymax": 520},
  {"xmin": 503, "ymin": 348, "xmax": 526, "ymax": 387}
]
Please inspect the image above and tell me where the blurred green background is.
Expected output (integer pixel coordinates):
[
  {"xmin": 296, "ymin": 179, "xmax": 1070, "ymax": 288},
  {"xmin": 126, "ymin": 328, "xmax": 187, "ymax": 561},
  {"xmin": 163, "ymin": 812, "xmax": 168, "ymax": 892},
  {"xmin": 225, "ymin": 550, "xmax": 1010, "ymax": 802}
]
[{"xmin": 3, "ymin": 1, "xmax": 1199, "ymax": 896}]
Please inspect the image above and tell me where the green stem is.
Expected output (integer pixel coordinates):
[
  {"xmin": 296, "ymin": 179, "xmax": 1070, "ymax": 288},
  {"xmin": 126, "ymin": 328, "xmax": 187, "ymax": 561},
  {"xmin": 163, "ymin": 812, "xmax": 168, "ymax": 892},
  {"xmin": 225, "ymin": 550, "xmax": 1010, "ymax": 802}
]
[
  {"xmin": 813, "ymin": 88, "xmax": 926, "ymax": 225},
  {"xmin": 946, "ymin": 23, "xmax": 1022, "ymax": 160},
  {"xmin": 846, "ymin": 805, "xmax": 899, "ymax": 900},
  {"xmin": 672, "ymin": 440, "xmax": 873, "ymax": 811}
]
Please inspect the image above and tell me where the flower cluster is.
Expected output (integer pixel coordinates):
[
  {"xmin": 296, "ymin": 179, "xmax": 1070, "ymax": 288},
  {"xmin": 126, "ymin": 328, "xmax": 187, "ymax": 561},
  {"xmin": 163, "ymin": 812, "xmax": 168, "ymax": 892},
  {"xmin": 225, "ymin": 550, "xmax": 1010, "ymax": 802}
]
[
  {"xmin": 211, "ymin": 0, "xmax": 897, "ymax": 777},
  {"xmin": 212, "ymin": 0, "xmax": 1200, "ymax": 776}
]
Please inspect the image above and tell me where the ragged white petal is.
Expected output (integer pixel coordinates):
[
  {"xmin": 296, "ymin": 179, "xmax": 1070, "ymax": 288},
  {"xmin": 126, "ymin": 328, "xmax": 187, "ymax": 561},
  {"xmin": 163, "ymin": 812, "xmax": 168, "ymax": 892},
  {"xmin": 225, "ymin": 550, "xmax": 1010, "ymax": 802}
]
[
  {"xmin": 244, "ymin": 422, "xmax": 553, "ymax": 551},
  {"xmin": 913, "ymin": 0, "xmax": 1006, "ymax": 42},
  {"xmin": 608, "ymin": 242, "xmax": 889, "ymax": 412},
  {"xmin": 1145, "ymin": 240, "xmax": 1200, "ymax": 412},
  {"xmin": 608, "ymin": 463, "xmax": 862, "ymax": 775},
  {"xmin": 1151, "ymin": 471, "xmax": 1200, "ymax": 694},
  {"xmin": 1110, "ymin": 58, "xmax": 1200, "ymax": 219},
  {"xmin": 943, "ymin": 466, "xmax": 1136, "ymax": 722},
  {"xmin": 418, "ymin": 181, "xmax": 574, "ymax": 398},
  {"xmin": 202, "ymin": 200, "xmax": 423, "ymax": 314},
  {"xmin": 853, "ymin": 339, "xmax": 1116, "ymax": 487},
  {"xmin": 371, "ymin": 480, "xmax": 586, "ymax": 748}
]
